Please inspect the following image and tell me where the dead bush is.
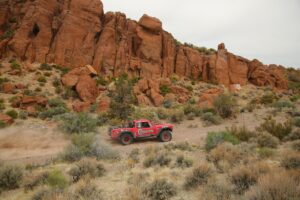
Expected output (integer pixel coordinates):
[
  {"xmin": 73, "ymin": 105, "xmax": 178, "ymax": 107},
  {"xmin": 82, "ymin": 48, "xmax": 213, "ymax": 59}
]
[
  {"xmin": 184, "ymin": 163, "xmax": 213, "ymax": 189},
  {"xmin": 230, "ymin": 165, "xmax": 258, "ymax": 194},
  {"xmin": 281, "ymin": 152, "xmax": 300, "ymax": 169},
  {"xmin": 68, "ymin": 158, "xmax": 105, "ymax": 182},
  {"xmin": 245, "ymin": 171, "xmax": 300, "ymax": 200},
  {"xmin": 145, "ymin": 179, "xmax": 176, "ymax": 200}
]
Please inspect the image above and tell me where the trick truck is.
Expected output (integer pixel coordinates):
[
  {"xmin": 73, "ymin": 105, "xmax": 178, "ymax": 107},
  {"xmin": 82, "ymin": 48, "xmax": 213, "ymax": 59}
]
[{"xmin": 109, "ymin": 119, "xmax": 174, "ymax": 145}]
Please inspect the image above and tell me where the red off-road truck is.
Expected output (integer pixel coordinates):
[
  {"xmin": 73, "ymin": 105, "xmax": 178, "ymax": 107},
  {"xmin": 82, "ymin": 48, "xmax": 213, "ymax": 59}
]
[{"xmin": 109, "ymin": 119, "xmax": 174, "ymax": 145}]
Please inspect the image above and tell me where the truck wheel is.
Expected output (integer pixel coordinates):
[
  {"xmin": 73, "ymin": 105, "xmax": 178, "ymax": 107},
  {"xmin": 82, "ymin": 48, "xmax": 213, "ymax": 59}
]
[
  {"xmin": 159, "ymin": 130, "xmax": 172, "ymax": 142},
  {"xmin": 120, "ymin": 133, "xmax": 133, "ymax": 145}
]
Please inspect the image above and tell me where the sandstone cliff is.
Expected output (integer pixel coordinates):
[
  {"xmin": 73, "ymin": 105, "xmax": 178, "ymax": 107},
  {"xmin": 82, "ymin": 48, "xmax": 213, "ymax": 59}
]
[{"xmin": 0, "ymin": 0, "xmax": 288, "ymax": 89}]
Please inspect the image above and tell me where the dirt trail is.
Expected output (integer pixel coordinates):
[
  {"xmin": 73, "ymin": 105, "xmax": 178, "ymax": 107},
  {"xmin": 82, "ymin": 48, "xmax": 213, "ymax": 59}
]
[{"xmin": 0, "ymin": 108, "xmax": 274, "ymax": 164}]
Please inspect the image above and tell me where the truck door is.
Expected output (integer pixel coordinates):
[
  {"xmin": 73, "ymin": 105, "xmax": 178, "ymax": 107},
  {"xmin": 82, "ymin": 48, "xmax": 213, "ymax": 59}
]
[{"xmin": 137, "ymin": 122, "xmax": 155, "ymax": 137}]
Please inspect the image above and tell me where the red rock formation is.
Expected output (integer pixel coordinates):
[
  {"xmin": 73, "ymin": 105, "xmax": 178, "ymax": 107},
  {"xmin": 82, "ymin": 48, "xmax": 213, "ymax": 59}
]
[
  {"xmin": 0, "ymin": 114, "xmax": 14, "ymax": 125},
  {"xmin": 0, "ymin": 0, "xmax": 288, "ymax": 90}
]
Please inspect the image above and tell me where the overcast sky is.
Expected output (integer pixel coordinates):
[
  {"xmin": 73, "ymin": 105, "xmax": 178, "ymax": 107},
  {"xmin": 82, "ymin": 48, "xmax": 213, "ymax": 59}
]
[{"xmin": 102, "ymin": 0, "xmax": 300, "ymax": 68}]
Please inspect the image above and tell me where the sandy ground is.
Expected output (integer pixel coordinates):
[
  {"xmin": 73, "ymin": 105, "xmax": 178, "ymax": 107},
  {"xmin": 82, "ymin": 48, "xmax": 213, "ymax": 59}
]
[{"xmin": 0, "ymin": 107, "xmax": 278, "ymax": 165}]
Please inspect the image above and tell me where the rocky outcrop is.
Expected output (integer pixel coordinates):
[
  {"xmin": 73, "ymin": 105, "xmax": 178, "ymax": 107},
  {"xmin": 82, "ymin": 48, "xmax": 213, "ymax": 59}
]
[
  {"xmin": 0, "ymin": 114, "xmax": 14, "ymax": 125},
  {"xmin": 0, "ymin": 0, "xmax": 288, "ymax": 90}
]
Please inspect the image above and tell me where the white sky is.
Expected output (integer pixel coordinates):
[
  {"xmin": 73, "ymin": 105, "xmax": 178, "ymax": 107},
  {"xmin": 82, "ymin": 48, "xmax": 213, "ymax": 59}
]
[{"xmin": 102, "ymin": 0, "xmax": 300, "ymax": 68}]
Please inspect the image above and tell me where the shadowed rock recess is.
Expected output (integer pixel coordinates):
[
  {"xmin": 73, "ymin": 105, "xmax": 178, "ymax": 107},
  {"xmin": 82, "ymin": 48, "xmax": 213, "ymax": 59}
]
[{"xmin": 0, "ymin": 0, "xmax": 287, "ymax": 89}]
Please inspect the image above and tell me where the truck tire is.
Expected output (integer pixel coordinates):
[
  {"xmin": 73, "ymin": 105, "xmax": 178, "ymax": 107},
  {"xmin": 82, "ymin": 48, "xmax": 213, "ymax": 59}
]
[
  {"xmin": 120, "ymin": 133, "xmax": 133, "ymax": 145},
  {"xmin": 159, "ymin": 130, "xmax": 172, "ymax": 142}
]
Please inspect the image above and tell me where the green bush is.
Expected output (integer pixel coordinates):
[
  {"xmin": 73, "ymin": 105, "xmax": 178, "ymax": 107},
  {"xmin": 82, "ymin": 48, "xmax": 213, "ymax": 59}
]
[
  {"xmin": 257, "ymin": 117, "xmax": 292, "ymax": 140},
  {"xmin": 48, "ymin": 98, "xmax": 66, "ymax": 108},
  {"xmin": 175, "ymin": 155, "xmax": 193, "ymax": 168},
  {"xmin": 37, "ymin": 76, "xmax": 47, "ymax": 83},
  {"xmin": 184, "ymin": 164, "xmax": 213, "ymax": 189},
  {"xmin": 145, "ymin": 179, "xmax": 176, "ymax": 200},
  {"xmin": 183, "ymin": 104, "xmax": 201, "ymax": 116},
  {"xmin": 39, "ymin": 107, "xmax": 68, "ymax": 119},
  {"xmin": 46, "ymin": 170, "xmax": 68, "ymax": 189},
  {"xmin": 159, "ymin": 85, "xmax": 171, "ymax": 96},
  {"xmin": 281, "ymin": 153, "xmax": 300, "ymax": 169},
  {"xmin": 205, "ymin": 131, "xmax": 240, "ymax": 151},
  {"xmin": 57, "ymin": 113, "xmax": 98, "ymax": 134},
  {"xmin": 39, "ymin": 63, "xmax": 52, "ymax": 71},
  {"xmin": 256, "ymin": 132, "xmax": 279, "ymax": 148},
  {"xmin": 0, "ymin": 121, "xmax": 6, "ymax": 128},
  {"xmin": 69, "ymin": 159, "xmax": 105, "ymax": 182},
  {"xmin": 0, "ymin": 165, "xmax": 23, "ymax": 190},
  {"xmin": 229, "ymin": 125, "xmax": 256, "ymax": 141},
  {"xmin": 201, "ymin": 112, "xmax": 222, "ymax": 125},
  {"xmin": 272, "ymin": 99, "xmax": 294, "ymax": 110},
  {"xmin": 5, "ymin": 109, "xmax": 18, "ymax": 119},
  {"xmin": 10, "ymin": 60, "xmax": 20, "ymax": 70},
  {"xmin": 213, "ymin": 94, "xmax": 237, "ymax": 118}
]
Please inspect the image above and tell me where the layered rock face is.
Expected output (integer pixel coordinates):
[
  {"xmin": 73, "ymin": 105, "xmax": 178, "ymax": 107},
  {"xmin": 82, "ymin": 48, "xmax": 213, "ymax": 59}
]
[{"xmin": 0, "ymin": 0, "xmax": 288, "ymax": 89}]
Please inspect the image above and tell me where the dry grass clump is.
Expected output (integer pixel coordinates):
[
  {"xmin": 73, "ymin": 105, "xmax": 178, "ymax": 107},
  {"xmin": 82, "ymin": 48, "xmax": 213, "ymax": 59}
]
[
  {"xmin": 68, "ymin": 158, "xmax": 105, "ymax": 182},
  {"xmin": 143, "ymin": 153, "xmax": 172, "ymax": 168},
  {"xmin": 281, "ymin": 152, "xmax": 300, "ymax": 169},
  {"xmin": 291, "ymin": 140, "xmax": 300, "ymax": 151},
  {"xmin": 175, "ymin": 155, "xmax": 193, "ymax": 168},
  {"xmin": 213, "ymin": 94, "xmax": 238, "ymax": 118},
  {"xmin": 24, "ymin": 171, "xmax": 49, "ymax": 191},
  {"xmin": 184, "ymin": 163, "xmax": 214, "ymax": 189},
  {"xmin": 257, "ymin": 117, "xmax": 293, "ymax": 140},
  {"xmin": 229, "ymin": 125, "xmax": 256, "ymax": 142},
  {"xmin": 257, "ymin": 147, "xmax": 275, "ymax": 159},
  {"xmin": 0, "ymin": 164, "xmax": 23, "ymax": 191},
  {"xmin": 230, "ymin": 165, "xmax": 258, "ymax": 194},
  {"xmin": 71, "ymin": 179, "xmax": 103, "ymax": 200},
  {"xmin": 255, "ymin": 132, "xmax": 280, "ymax": 148},
  {"xmin": 245, "ymin": 171, "xmax": 300, "ymax": 200},
  {"xmin": 144, "ymin": 179, "xmax": 176, "ymax": 200},
  {"xmin": 164, "ymin": 141, "xmax": 194, "ymax": 151}
]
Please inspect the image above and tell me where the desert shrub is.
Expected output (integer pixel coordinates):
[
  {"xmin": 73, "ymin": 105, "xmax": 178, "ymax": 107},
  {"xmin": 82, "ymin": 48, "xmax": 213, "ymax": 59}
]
[
  {"xmin": 0, "ymin": 121, "xmax": 6, "ymax": 128},
  {"xmin": 284, "ymin": 129, "xmax": 300, "ymax": 141},
  {"xmin": 159, "ymin": 85, "xmax": 171, "ymax": 96},
  {"xmin": 201, "ymin": 177, "xmax": 233, "ymax": 200},
  {"xmin": 164, "ymin": 141, "xmax": 194, "ymax": 151},
  {"xmin": 175, "ymin": 155, "xmax": 193, "ymax": 168},
  {"xmin": 95, "ymin": 75, "xmax": 108, "ymax": 86},
  {"xmin": 91, "ymin": 141, "xmax": 120, "ymax": 160},
  {"xmin": 255, "ymin": 132, "xmax": 280, "ymax": 148},
  {"xmin": 57, "ymin": 112, "xmax": 98, "ymax": 134},
  {"xmin": 69, "ymin": 159, "xmax": 105, "ymax": 182},
  {"xmin": 257, "ymin": 147, "xmax": 275, "ymax": 159},
  {"xmin": 46, "ymin": 170, "xmax": 68, "ymax": 189},
  {"xmin": 62, "ymin": 87, "xmax": 78, "ymax": 99},
  {"xmin": 62, "ymin": 144, "xmax": 84, "ymax": 162},
  {"xmin": 230, "ymin": 166, "xmax": 258, "ymax": 194},
  {"xmin": 0, "ymin": 164, "xmax": 23, "ymax": 190},
  {"xmin": 293, "ymin": 117, "xmax": 300, "ymax": 127},
  {"xmin": 184, "ymin": 163, "xmax": 213, "ymax": 189},
  {"xmin": 157, "ymin": 108, "xmax": 169, "ymax": 119},
  {"xmin": 163, "ymin": 100, "xmax": 172, "ymax": 108},
  {"xmin": 5, "ymin": 109, "xmax": 18, "ymax": 119},
  {"xmin": 24, "ymin": 172, "xmax": 49, "ymax": 191},
  {"xmin": 143, "ymin": 154, "xmax": 171, "ymax": 168},
  {"xmin": 72, "ymin": 180, "xmax": 103, "ymax": 200},
  {"xmin": 128, "ymin": 148, "xmax": 140, "ymax": 163},
  {"xmin": 131, "ymin": 107, "xmax": 158, "ymax": 121},
  {"xmin": 183, "ymin": 104, "xmax": 201, "ymax": 116},
  {"xmin": 186, "ymin": 112, "xmax": 196, "ymax": 120},
  {"xmin": 272, "ymin": 99, "xmax": 294, "ymax": 110},
  {"xmin": 32, "ymin": 188, "xmax": 64, "ymax": 200},
  {"xmin": 281, "ymin": 153, "xmax": 300, "ymax": 169},
  {"xmin": 72, "ymin": 133, "xmax": 94, "ymax": 154},
  {"xmin": 201, "ymin": 112, "xmax": 222, "ymax": 125},
  {"xmin": 10, "ymin": 60, "xmax": 20, "ymax": 70},
  {"xmin": 170, "ymin": 109, "xmax": 184, "ymax": 123},
  {"xmin": 260, "ymin": 92, "xmax": 277, "ymax": 104},
  {"xmin": 37, "ymin": 76, "xmax": 47, "ymax": 83},
  {"xmin": 39, "ymin": 63, "xmax": 52, "ymax": 71},
  {"xmin": 245, "ymin": 171, "xmax": 300, "ymax": 200},
  {"xmin": 257, "ymin": 117, "xmax": 292, "ymax": 140},
  {"xmin": 145, "ymin": 179, "xmax": 176, "ymax": 200},
  {"xmin": 213, "ymin": 94, "xmax": 237, "ymax": 118},
  {"xmin": 97, "ymin": 113, "xmax": 110, "ymax": 126},
  {"xmin": 229, "ymin": 125, "xmax": 256, "ymax": 141},
  {"xmin": 292, "ymin": 140, "xmax": 300, "ymax": 151},
  {"xmin": 48, "ymin": 98, "xmax": 66, "ymax": 108},
  {"xmin": 39, "ymin": 107, "xmax": 68, "ymax": 119},
  {"xmin": 205, "ymin": 131, "xmax": 240, "ymax": 151},
  {"xmin": 52, "ymin": 77, "xmax": 61, "ymax": 88},
  {"xmin": 109, "ymin": 78, "xmax": 134, "ymax": 120}
]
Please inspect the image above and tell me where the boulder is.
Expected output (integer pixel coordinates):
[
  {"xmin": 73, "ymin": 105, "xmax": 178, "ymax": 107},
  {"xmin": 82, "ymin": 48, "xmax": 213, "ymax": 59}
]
[
  {"xmin": 76, "ymin": 75, "xmax": 98, "ymax": 103},
  {"xmin": 0, "ymin": 114, "xmax": 14, "ymax": 125},
  {"xmin": 138, "ymin": 14, "xmax": 162, "ymax": 33}
]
